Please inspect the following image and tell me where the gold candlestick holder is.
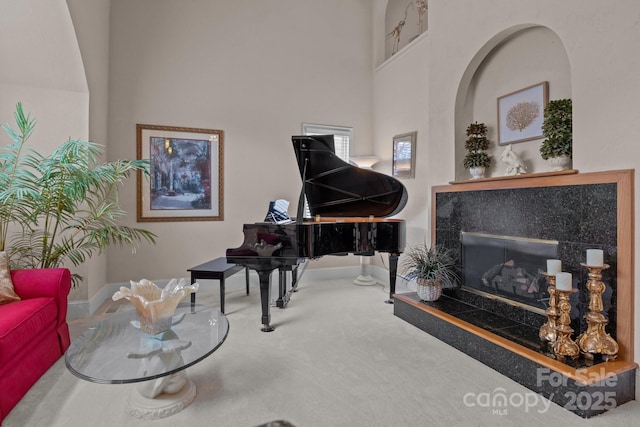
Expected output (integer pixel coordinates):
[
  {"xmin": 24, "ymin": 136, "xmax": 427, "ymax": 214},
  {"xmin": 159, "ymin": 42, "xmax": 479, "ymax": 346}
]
[
  {"xmin": 553, "ymin": 287, "xmax": 580, "ymax": 359},
  {"xmin": 539, "ymin": 273, "xmax": 559, "ymax": 343},
  {"xmin": 577, "ymin": 263, "xmax": 618, "ymax": 361}
]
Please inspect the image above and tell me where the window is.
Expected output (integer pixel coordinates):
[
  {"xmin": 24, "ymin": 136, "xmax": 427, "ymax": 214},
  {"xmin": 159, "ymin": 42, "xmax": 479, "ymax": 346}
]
[
  {"xmin": 299, "ymin": 123, "xmax": 353, "ymax": 218},
  {"xmin": 301, "ymin": 123, "xmax": 352, "ymax": 162}
]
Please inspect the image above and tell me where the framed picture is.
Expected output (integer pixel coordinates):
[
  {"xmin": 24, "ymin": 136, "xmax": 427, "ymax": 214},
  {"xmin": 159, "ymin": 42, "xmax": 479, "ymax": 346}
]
[
  {"xmin": 497, "ymin": 81, "xmax": 548, "ymax": 145},
  {"xmin": 136, "ymin": 124, "xmax": 224, "ymax": 222},
  {"xmin": 392, "ymin": 131, "xmax": 417, "ymax": 178}
]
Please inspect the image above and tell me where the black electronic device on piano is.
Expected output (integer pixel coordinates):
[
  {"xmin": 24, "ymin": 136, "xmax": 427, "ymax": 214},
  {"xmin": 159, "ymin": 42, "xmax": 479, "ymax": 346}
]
[{"xmin": 227, "ymin": 135, "xmax": 407, "ymax": 331}]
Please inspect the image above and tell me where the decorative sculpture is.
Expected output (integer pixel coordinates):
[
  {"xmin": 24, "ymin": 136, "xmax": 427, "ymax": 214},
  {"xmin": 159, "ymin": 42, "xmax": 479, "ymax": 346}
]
[
  {"xmin": 386, "ymin": 18, "xmax": 406, "ymax": 55},
  {"xmin": 128, "ymin": 330, "xmax": 192, "ymax": 398},
  {"xmin": 413, "ymin": 1, "xmax": 428, "ymax": 34},
  {"xmin": 499, "ymin": 144, "xmax": 527, "ymax": 176}
]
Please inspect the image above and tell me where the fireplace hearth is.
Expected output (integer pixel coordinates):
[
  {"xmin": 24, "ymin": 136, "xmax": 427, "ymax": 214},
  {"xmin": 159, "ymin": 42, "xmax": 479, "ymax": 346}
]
[{"xmin": 394, "ymin": 170, "xmax": 637, "ymax": 417}]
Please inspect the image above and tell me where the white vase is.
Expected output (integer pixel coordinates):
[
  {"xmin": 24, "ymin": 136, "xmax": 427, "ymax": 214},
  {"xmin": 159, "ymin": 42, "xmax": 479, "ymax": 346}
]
[
  {"xmin": 469, "ymin": 166, "xmax": 486, "ymax": 180},
  {"xmin": 547, "ymin": 155, "xmax": 571, "ymax": 171},
  {"xmin": 112, "ymin": 278, "xmax": 199, "ymax": 335}
]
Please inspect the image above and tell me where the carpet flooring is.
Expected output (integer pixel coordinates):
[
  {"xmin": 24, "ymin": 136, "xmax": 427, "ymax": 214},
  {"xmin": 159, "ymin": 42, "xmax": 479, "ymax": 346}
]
[{"xmin": 4, "ymin": 274, "xmax": 640, "ymax": 426}]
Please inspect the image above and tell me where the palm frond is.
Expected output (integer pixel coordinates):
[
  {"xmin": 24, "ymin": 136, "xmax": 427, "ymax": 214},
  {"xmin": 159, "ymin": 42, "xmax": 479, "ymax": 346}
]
[{"xmin": 1, "ymin": 103, "xmax": 157, "ymax": 284}]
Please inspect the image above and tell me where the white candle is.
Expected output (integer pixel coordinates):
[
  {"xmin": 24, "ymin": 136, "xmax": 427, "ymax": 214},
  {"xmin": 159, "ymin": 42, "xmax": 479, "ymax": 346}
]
[
  {"xmin": 586, "ymin": 249, "xmax": 604, "ymax": 267},
  {"xmin": 555, "ymin": 272, "xmax": 572, "ymax": 291},
  {"xmin": 546, "ymin": 259, "xmax": 562, "ymax": 275}
]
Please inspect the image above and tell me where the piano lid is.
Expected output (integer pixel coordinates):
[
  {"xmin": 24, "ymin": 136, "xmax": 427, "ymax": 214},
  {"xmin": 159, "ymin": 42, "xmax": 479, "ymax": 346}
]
[{"xmin": 292, "ymin": 135, "xmax": 408, "ymax": 218}]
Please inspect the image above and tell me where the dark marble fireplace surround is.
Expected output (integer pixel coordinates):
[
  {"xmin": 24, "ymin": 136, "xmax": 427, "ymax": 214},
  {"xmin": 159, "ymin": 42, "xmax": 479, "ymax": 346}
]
[
  {"xmin": 393, "ymin": 170, "xmax": 636, "ymax": 417},
  {"xmin": 437, "ymin": 180, "xmax": 618, "ymax": 335}
]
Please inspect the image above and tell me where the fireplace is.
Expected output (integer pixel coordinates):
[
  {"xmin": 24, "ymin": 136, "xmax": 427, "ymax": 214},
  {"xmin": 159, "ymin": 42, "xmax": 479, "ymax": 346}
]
[
  {"xmin": 393, "ymin": 169, "xmax": 636, "ymax": 417},
  {"xmin": 461, "ymin": 232, "xmax": 558, "ymax": 313}
]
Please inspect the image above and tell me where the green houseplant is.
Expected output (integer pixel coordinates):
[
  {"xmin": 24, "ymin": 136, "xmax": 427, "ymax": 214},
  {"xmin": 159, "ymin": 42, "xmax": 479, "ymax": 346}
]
[
  {"xmin": 539, "ymin": 98, "xmax": 572, "ymax": 170},
  {"xmin": 401, "ymin": 244, "xmax": 459, "ymax": 302},
  {"xmin": 0, "ymin": 103, "xmax": 156, "ymax": 285},
  {"xmin": 463, "ymin": 121, "xmax": 491, "ymax": 179}
]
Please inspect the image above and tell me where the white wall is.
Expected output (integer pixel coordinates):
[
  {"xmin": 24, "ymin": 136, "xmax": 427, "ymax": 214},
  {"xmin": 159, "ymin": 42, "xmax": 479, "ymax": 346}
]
[
  {"xmin": 65, "ymin": 0, "xmax": 112, "ymax": 304},
  {"xmin": 106, "ymin": 0, "xmax": 375, "ymax": 283},
  {"xmin": 373, "ymin": 0, "xmax": 640, "ymax": 364},
  {"xmin": 0, "ymin": 0, "xmax": 88, "ymax": 151},
  {"xmin": 373, "ymin": 35, "xmax": 430, "ymax": 247}
]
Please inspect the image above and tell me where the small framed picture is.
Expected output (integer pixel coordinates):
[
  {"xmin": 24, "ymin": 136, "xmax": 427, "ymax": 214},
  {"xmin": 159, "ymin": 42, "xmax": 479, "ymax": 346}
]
[
  {"xmin": 392, "ymin": 131, "xmax": 417, "ymax": 178},
  {"xmin": 497, "ymin": 81, "xmax": 549, "ymax": 145},
  {"xmin": 136, "ymin": 124, "xmax": 224, "ymax": 222}
]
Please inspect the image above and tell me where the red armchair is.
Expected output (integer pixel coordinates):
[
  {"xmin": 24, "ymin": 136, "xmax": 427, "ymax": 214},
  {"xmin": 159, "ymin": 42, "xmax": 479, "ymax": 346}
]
[{"xmin": 0, "ymin": 268, "xmax": 71, "ymax": 423}]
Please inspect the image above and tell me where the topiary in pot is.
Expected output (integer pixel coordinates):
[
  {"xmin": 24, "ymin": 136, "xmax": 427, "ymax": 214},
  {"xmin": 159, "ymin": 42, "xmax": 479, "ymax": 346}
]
[
  {"xmin": 463, "ymin": 151, "xmax": 491, "ymax": 169},
  {"xmin": 463, "ymin": 121, "xmax": 491, "ymax": 178},
  {"xmin": 540, "ymin": 99, "xmax": 572, "ymax": 170}
]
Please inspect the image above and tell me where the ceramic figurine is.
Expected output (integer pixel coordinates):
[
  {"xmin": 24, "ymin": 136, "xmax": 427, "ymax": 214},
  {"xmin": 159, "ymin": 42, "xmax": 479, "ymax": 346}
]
[{"xmin": 500, "ymin": 144, "xmax": 527, "ymax": 175}]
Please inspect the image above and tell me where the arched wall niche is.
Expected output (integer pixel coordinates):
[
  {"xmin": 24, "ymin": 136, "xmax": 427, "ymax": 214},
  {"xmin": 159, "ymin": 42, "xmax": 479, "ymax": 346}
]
[
  {"xmin": 384, "ymin": 0, "xmax": 428, "ymax": 61},
  {"xmin": 454, "ymin": 25, "xmax": 572, "ymax": 181}
]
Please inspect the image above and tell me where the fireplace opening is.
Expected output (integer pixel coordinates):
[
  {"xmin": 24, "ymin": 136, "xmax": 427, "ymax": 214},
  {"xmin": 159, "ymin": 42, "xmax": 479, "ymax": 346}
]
[{"xmin": 460, "ymin": 232, "xmax": 558, "ymax": 313}]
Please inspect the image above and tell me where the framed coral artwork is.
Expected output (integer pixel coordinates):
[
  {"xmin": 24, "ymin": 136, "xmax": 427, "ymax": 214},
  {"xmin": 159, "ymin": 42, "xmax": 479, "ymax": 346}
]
[
  {"xmin": 497, "ymin": 81, "xmax": 549, "ymax": 145},
  {"xmin": 136, "ymin": 124, "xmax": 224, "ymax": 222}
]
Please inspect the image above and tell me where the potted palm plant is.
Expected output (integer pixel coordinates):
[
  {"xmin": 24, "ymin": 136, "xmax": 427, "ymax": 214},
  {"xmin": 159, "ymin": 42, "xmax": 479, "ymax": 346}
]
[
  {"xmin": 540, "ymin": 98, "xmax": 572, "ymax": 171},
  {"xmin": 463, "ymin": 121, "xmax": 491, "ymax": 179},
  {"xmin": 0, "ymin": 103, "xmax": 156, "ymax": 286},
  {"xmin": 401, "ymin": 244, "xmax": 459, "ymax": 302}
]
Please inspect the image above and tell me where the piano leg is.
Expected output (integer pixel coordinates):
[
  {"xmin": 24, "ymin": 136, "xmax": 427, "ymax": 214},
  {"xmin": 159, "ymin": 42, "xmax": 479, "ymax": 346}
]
[
  {"xmin": 276, "ymin": 268, "xmax": 287, "ymax": 308},
  {"xmin": 276, "ymin": 265, "xmax": 300, "ymax": 308},
  {"xmin": 257, "ymin": 270, "xmax": 275, "ymax": 332},
  {"xmin": 386, "ymin": 253, "xmax": 400, "ymax": 304}
]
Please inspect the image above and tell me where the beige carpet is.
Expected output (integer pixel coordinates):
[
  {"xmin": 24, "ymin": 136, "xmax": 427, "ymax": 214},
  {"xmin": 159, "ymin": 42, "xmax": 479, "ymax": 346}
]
[{"xmin": 4, "ymin": 274, "xmax": 640, "ymax": 426}]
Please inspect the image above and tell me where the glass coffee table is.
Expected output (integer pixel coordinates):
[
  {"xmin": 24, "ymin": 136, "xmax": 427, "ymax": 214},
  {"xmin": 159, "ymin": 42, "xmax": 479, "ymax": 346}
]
[{"xmin": 65, "ymin": 303, "xmax": 229, "ymax": 419}]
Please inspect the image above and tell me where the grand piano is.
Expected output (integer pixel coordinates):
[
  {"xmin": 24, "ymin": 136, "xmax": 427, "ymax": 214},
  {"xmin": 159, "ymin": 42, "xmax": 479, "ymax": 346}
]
[{"xmin": 227, "ymin": 135, "xmax": 407, "ymax": 331}]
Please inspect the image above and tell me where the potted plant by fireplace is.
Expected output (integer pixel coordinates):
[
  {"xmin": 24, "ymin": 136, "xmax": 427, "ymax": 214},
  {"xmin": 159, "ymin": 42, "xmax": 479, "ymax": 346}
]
[
  {"xmin": 463, "ymin": 121, "xmax": 491, "ymax": 179},
  {"xmin": 540, "ymin": 98, "xmax": 572, "ymax": 171},
  {"xmin": 401, "ymin": 244, "xmax": 459, "ymax": 302}
]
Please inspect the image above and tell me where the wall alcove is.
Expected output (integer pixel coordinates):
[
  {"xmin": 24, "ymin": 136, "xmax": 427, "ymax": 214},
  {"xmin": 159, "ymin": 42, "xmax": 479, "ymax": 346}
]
[
  {"xmin": 384, "ymin": 0, "xmax": 428, "ymax": 61},
  {"xmin": 454, "ymin": 26, "xmax": 572, "ymax": 182}
]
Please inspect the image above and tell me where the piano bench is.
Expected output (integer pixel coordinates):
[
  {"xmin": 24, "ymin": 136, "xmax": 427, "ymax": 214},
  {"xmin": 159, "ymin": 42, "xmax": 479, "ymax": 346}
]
[{"xmin": 187, "ymin": 257, "xmax": 250, "ymax": 314}]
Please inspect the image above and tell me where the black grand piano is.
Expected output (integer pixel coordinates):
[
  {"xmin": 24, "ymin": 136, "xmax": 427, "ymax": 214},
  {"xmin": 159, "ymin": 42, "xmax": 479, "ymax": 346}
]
[{"xmin": 227, "ymin": 135, "xmax": 407, "ymax": 331}]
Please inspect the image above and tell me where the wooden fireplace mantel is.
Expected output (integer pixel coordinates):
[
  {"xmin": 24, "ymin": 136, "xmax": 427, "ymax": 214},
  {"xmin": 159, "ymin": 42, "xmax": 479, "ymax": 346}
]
[{"xmin": 449, "ymin": 169, "xmax": 579, "ymax": 185}]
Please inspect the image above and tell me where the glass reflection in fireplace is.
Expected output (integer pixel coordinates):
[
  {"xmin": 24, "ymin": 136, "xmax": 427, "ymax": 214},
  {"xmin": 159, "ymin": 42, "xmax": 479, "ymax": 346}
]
[{"xmin": 460, "ymin": 232, "xmax": 559, "ymax": 312}]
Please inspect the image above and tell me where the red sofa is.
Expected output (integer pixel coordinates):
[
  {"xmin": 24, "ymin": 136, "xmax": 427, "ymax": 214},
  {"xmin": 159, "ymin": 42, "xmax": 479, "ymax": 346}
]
[{"xmin": 0, "ymin": 268, "xmax": 71, "ymax": 423}]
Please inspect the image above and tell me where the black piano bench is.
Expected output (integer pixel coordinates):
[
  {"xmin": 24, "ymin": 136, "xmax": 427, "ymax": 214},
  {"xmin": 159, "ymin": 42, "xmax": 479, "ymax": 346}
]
[{"xmin": 187, "ymin": 257, "xmax": 250, "ymax": 313}]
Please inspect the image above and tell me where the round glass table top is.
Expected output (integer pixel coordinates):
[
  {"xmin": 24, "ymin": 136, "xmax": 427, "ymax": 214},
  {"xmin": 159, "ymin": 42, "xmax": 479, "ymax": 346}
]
[{"xmin": 65, "ymin": 303, "xmax": 229, "ymax": 384}]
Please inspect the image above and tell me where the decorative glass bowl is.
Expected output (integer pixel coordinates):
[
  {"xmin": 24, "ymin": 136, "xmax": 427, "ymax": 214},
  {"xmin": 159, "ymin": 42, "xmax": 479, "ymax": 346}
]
[{"xmin": 113, "ymin": 278, "xmax": 199, "ymax": 335}]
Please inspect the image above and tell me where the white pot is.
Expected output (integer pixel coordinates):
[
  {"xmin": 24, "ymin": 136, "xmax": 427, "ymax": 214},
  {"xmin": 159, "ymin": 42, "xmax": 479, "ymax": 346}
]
[
  {"xmin": 547, "ymin": 155, "xmax": 571, "ymax": 171},
  {"xmin": 469, "ymin": 166, "xmax": 486, "ymax": 180}
]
